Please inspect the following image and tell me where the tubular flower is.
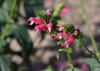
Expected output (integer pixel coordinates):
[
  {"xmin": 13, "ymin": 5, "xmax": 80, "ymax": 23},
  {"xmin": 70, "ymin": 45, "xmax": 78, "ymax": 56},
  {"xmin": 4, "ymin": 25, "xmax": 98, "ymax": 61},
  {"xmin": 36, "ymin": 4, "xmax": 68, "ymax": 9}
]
[
  {"xmin": 61, "ymin": 42, "xmax": 65, "ymax": 47},
  {"xmin": 64, "ymin": 36, "xmax": 75, "ymax": 47},
  {"xmin": 28, "ymin": 17, "xmax": 35, "ymax": 25},
  {"xmin": 47, "ymin": 21, "xmax": 53, "ymax": 32},
  {"xmin": 34, "ymin": 24, "xmax": 47, "ymax": 32},
  {"xmin": 57, "ymin": 24, "xmax": 64, "ymax": 31},
  {"xmin": 73, "ymin": 26, "xmax": 79, "ymax": 36},
  {"xmin": 57, "ymin": 32, "xmax": 68, "ymax": 39},
  {"xmin": 28, "ymin": 17, "xmax": 45, "ymax": 25},
  {"xmin": 34, "ymin": 17, "xmax": 45, "ymax": 25},
  {"xmin": 73, "ymin": 30, "xmax": 78, "ymax": 36},
  {"xmin": 61, "ymin": 36, "xmax": 75, "ymax": 47}
]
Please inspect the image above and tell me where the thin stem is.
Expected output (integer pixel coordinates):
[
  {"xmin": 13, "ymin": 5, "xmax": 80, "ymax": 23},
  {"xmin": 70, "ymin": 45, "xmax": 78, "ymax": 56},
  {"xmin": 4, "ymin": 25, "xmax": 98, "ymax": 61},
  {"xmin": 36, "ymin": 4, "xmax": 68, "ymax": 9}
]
[
  {"xmin": 52, "ymin": 2, "xmax": 64, "ymax": 17},
  {"xmin": 0, "ymin": 0, "xmax": 17, "ymax": 39},
  {"xmin": 98, "ymin": 0, "xmax": 100, "ymax": 5},
  {"xmin": 66, "ymin": 49, "xmax": 74, "ymax": 71},
  {"xmin": 6, "ymin": 0, "xmax": 17, "ymax": 25},
  {"xmin": 77, "ymin": 0, "xmax": 99, "ymax": 56},
  {"xmin": 82, "ymin": 40, "xmax": 100, "ymax": 64}
]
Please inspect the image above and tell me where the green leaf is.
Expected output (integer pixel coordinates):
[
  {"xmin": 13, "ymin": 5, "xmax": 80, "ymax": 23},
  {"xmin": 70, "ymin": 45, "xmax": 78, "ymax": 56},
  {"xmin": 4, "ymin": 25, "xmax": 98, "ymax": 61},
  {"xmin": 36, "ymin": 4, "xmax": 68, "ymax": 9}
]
[
  {"xmin": 1, "ymin": 24, "xmax": 18, "ymax": 39},
  {"xmin": 0, "ymin": 55, "xmax": 11, "ymax": 71},
  {"xmin": 0, "ymin": 24, "xmax": 18, "ymax": 48},
  {"xmin": 84, "ymin": 57, "xmax": 100, "ymax": 71}
]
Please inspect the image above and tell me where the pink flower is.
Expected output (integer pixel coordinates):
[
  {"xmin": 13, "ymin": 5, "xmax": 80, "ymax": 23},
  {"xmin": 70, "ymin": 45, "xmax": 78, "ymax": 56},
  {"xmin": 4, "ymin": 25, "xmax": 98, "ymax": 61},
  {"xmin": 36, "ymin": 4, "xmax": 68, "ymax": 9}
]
[
  {"xmin": 64, "ymin": 36, "xmax": 75, "ymax": 47},
  {"xmin": 34, "ymin": 24, "xmax": 47, "ymax": 32},
  {"xmin": 28, "ymin": 17, "xmax": 45, "ymax": 25},
  {"xmin": 60, "ymin": 6, "xmax": 69, "ymax": 14},
  {"xmin": 74, "ymin": 26, "xmax": 79, "ymax": 30},
  {"xmin": 28, "ymin": 17, "xmax": 35, "ymax": 25},
  {"xmin": 73, "ymin": 26, "xmax": 78, "ymax": 36},
  {"xmin": 61, "ymin": 36, "xmax": 75, "ymax": 47},
  {"xmin": 57, "ymin": 32, "xmax": 68, "ymax": 39},
  {"xmin": 34, "ymin": 17, "xmax": 45, "ymax": 25},
  {"xmin": 73, "ymin": 30, "xmax": 78, "ymax": 36},
  {"xmin": 61, "ymin": 42, "xmax": 65, "ymax": 47},
  {"xmin": 46, "ymin": 9, "xmax": 52, "ymax": 16},
  {"xmin": 47, "ymin": 21, "xmax": 53, "ymax": 32},
  {"xmin": 57, "ymin": 24, "xmax": 64, "ymax": 31}
]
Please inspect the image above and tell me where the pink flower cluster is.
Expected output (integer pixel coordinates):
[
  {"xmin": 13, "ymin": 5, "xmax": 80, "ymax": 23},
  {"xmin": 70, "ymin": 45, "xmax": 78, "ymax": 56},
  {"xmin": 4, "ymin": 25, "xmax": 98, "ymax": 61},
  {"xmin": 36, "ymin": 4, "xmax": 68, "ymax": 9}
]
[
  {"xmin": 28, "ymin": 17, "xmax": 53, "ymax": 33},
  {"xmin": 28, "ymin": 9, "xmax": 79, "ymax": 48}
]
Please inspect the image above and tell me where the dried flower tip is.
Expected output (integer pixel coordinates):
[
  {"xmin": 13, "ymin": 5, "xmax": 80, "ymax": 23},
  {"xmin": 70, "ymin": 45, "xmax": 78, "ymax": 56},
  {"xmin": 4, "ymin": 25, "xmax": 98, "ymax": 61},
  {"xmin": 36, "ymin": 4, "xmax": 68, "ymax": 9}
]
[{"xmin": 46, "ymin": 9, "xmax": 52, "ymax": 16}]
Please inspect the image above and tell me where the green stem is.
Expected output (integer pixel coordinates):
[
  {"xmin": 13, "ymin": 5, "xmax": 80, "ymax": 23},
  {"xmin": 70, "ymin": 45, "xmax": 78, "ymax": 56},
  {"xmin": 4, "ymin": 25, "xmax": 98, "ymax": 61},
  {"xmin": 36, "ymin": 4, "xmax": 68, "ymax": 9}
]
[
  {"xmin": 66, "ymin": 49, "xmax": 74, "ymax": 71},
  {"xmin": 0, "ymin": 0, "xmax": 17, "ymax": 49},
  {"xmin": 52, "ymin": 2, "xmax": 64, "ymax": 17},
  {"xmin": 0, "ymin": 0, "xmax": 17, "ymax": 39},
  {"xmin": 82, "ymin": 40, "xmax": 100, "ymax": 64},
  {"xmin": 98, "ymin": 0, "xmax": 100, "ymax": 5},
  {"xmin": 6, "ymin": 0, "xmax": 17, "ymax": 25},
  {"xmin": 78, "ymin": 0, "xmax": 99, "ymax": 57}
]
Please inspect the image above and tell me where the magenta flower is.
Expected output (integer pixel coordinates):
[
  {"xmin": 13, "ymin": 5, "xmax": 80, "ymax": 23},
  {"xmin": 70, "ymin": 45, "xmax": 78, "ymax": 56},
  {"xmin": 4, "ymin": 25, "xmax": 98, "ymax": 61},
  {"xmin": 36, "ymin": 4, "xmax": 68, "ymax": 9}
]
[
  {"xmin": 34, "ymin": 24, "xmax": 47, "ymax": 32},
  {"xmin": 57, "ymin": 24, "xmax": 64, "ymax": 31},
  {"xmin": 28, "ymin": 17, "xmax": 45, "ymax": 25},
  {"xmin": 60, "ymin": 6, "xmax": 69, "ymax": 14},
  {"xmin": 47, "ymin": 21, "xmax": 53, "ymax": 32},
  {"xmin": 28, "ymin": 17, "xmax": 35, "ymax": 25},
  {"xmin": 57, "ymin": 32, "xmax": 68, "ymax": 39},
  {"xmin": 34, "ymin": 17, "xmax": 45, "ymax": 25},
  {"xmin": 61, "ymin": 42, "xmax": 65, "ymax": 47},
  {"xmin": 61, "ymin": 36, "xmax": 75, "ymax": 47},
  {"xmin": 73, "ymin": 30, "xmax": 78, "ymax": 36},
  {"xmin": 64, "ymin": 36, "xmax": 75, "ymax": 47}
]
